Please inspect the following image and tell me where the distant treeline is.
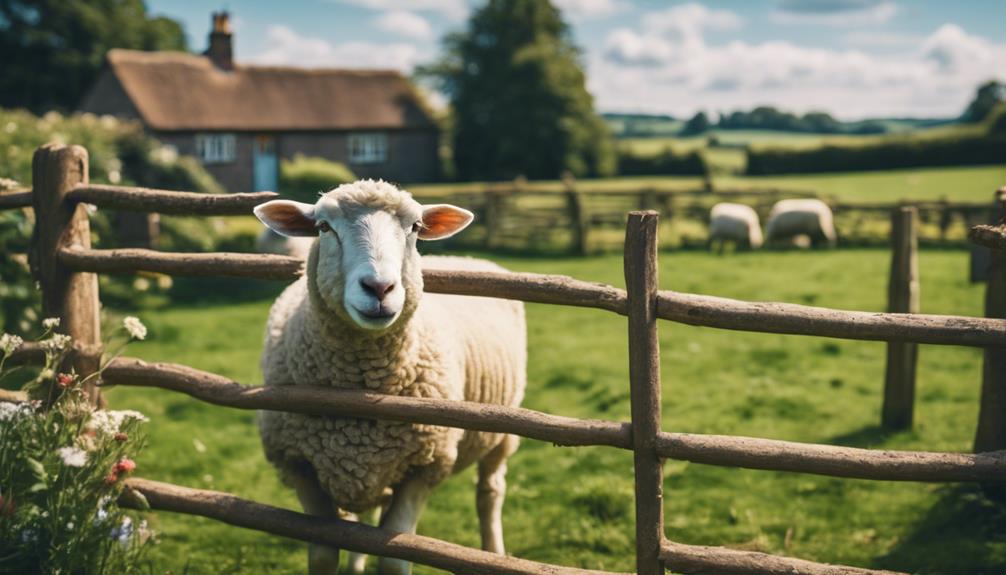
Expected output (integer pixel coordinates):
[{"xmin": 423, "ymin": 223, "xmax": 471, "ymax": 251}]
[
  {"xmin": 746, "ymin": 105, "xmax": 1006, "ymax": 175},
  {"xmin": 717, "ymin": 107, "xmax": 888, "ymax": 135}
]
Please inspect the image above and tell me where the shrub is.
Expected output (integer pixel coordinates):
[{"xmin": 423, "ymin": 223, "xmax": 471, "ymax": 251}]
[
  {"xmin": 279, "ymin": 154, "xmax": 356, "ymax": 202},
  {"xmin": 0, "ymin": 318, "xmax": 152, "ymax": 573},
  {"xmin": 616, "ymin": 146, "xmax": 708, "ymax": 176}
]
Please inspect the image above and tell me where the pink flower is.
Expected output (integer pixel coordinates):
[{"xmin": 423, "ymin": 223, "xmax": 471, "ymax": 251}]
[
  {"xmin": 56, "ymin": 373, "xmax": 75, "ymax": 388},
  {"xmin": 113, "ymin": 459, "xmax": 136, "ymax": 474},
  {"xmin": 103, "ymin": 473, "xmax": 119, "ymax": 485}
]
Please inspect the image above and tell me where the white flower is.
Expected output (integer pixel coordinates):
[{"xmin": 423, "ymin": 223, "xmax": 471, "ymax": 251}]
[
  {"xmin": 111, "ymin": 516, "xmax": 133, "ymax": 547},
  {"xmin": 87, "ymin": 410, "xmax": 149, "ymax": 435},
  {"xmin": 66, "ymin": 522, "xmax": 74, "ymax": 530},
  {"xmin": 0, "ymin": 402, "xmax": 33, "ymax": 421},
  {"xmin": 20, "ymin": 528, "xmax": 37, "ymax": 544},
  {"xmin": 122, "ymin": 317, "xmax": 147, "ymax": 340},
  {"xmin": 42, "ymin": 318, "xmax": 60, "ymax": 330},
  {"xmin": 0, "ymin": 333, "xmax": 23, "ymax": 354},
  {"xmin": 57, "ymin": 446, "xmax": 88, "ymax": 467},
  {"xmin": 40, "ymin": 334, "xmax": 72, "ymax": 353}
]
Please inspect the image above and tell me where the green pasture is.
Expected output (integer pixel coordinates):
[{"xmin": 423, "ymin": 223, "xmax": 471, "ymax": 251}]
[{"xmin": 101, "ymin": 248, "xmax": 1003, "ymax": 574}]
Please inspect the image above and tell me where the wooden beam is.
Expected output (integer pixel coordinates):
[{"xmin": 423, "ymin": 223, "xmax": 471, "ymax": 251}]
[
  {"xmin": 99, "ymin": 358, "xmax": 1006, "ymax": 483},
  {"xmin": 56, "ymin": 248, "xmax": 1006, "ymax": 347},
  {"xmin": 660, "ymin": 540, "xmax": 905, "ymax": 575},
  {"xmin": 624, "ymin": 211, "xmax": 664, "ymax": 575},
  {"xmin": 68, "ymin": 184, "xmax": 278, "ymax": 215},
  {"xmin": 0, "ymin": 190, "xmax": 32, "ymax": 210},
  {"xmin": 120, "ymin": 478, "xmax": 626, "ymax": 575}
]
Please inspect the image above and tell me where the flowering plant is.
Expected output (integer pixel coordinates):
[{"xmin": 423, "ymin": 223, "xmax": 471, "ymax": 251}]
[{"xmin": 0, "ymin": 317, "xmax": 151, "ymax": 573}]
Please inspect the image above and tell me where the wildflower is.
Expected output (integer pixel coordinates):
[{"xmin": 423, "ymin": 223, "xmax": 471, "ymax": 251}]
[
  {"xmin": 111, "ymin": 516, "xmax": 133, "ymax": 546},
  {"xmin": 57, "ymin": 373, "xmax": 75, "ymax": 388},
  {"xmin": 57, "ymin": 446, "xmax": 88, "ymax": 467},
  {"xmin": 0, "ymin": 402, "xmax": 33, "ymax": 421},
  {"xmin": 40, "ymin": 334, "xmax": 72, "ymax": 352},
  {"xmin": 0, "ymin": 333, "xmax": 22, "ymax": 354},
  {"xmin": 113, "ymin": 432, "xmax": 129, "ymax": 442},
  {"xmin": 122, "ymin": 317, "xmax": 147, "ymax": 340},
  {"xmin": 113, "ymin": 458, "xmax": 136, "ymax": 474},
  {"xmin": 87, "ymin": 410, "xmax": 149, "ymax": 435},
  {"xmin": 42, "ymin": 318, "xmax": 61, "ymax": 330},
  {"xmin": 103, "ymin": 473, "xmax": 119, "ymax": 485},
  {"xmin": 66, "ymin": 522, "xmax": 74, "ymax": 530},
  {"xmin": 20, "ymin": 528, "xmax": 37, "ymax": 544}
]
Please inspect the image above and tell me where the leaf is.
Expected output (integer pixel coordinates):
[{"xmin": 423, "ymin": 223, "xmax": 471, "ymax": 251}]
[
  {"xmin": 28, "ymin": 482, "xmax": 46, "ymax": 493},
  {"xmin": 26, "ymin": 457, "xmax": 47, "ymax": 482}
]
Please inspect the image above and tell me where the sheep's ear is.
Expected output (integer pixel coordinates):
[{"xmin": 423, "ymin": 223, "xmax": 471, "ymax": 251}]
[
  {"xmin": 418, "ymin": 204, "xmax": 474, "ymax": 240},
  {"xmin": 254, "ymin": 200, "xmax": 318, "ymax": 237}
]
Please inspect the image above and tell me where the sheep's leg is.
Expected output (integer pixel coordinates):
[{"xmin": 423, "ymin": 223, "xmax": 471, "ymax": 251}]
[
  {"xmin": 288, "ymin": 467, "xmax": 341, "ymax": 574},
  {"xmin": 343, "ymin": 507, "xmax": 380, "ymax": 575},
  {"xmin": 377, "ymin": 478, "xmax": 432, "ymax": 575},
  {"xmin": 477, "ymin": 435, "xmax": 518, "ymax": 554}
]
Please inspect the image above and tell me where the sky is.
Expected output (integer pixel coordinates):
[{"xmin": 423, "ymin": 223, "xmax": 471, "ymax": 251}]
[{"xmin": 146, "ymin": 0, "xmax": 1006, "ymax": 120}]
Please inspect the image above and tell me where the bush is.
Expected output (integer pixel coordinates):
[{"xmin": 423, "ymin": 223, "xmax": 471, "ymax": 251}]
[
  {"xmin": 616, "ymin": 146, "xmax": 708, "ymax": 176},
  {"xmin": 745, "ymin": 105, "xmax": 1006, "ymax": 175},
  {"xmin": 279, "ymin": 154, "xmax": 356, "ymax": 202}
]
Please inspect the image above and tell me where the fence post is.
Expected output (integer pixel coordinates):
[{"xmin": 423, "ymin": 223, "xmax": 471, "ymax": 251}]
[
  {"xmin": 882, "ymin": 206, "xmax": 919, "ymax": 430},
  {"xmin": 565, "ymin": 187, "xmax": 588, "ymax": 256},
  {"xmin": 974, "ymin": 189, "xmax": 1006, "ymax": 458},
  {"xmin": 483, "ymin": 191, "xmax": 505, "ymax": 250},
  {"xmin": 624, "ymin": 211, "xmax": 663, "ymax": 575},
  {"xmin": 31, "ymin": 143, "xmax": 103, "ymax": 406}
]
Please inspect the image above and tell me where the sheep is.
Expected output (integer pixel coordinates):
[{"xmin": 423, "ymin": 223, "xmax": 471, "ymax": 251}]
[
  {"xmin": 708, "ymin": 202, "xmax": 763, "ymax": 252},
  {"xmin": 765, "ymin": 198, "xmax": 837, "ymax": 248},
  {"xmin": 253, "ymin": 180, "xmax": 526, "ymax": 575},
  {"xmin": 256, "ymin": 227, "xmax": 314, "ymax": 261}
]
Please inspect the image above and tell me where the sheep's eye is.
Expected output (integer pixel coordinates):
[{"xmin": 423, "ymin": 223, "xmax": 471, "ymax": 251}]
[
  {"xmin": 317, "ymin": 221, "xmax": 332, "ymax": 234},
  {"xmin": 411, "ymin": 221, "xmax": 423, "ymax": 234}
]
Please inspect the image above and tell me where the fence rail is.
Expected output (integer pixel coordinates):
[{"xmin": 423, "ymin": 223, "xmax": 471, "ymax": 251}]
[
  {"xmin": 57, "ymin": 247, "xmax": 1006, "ymax": 347},
  {"xmin": 10, "ymin": 143, "xmax": 1006, "ymax": 575}
]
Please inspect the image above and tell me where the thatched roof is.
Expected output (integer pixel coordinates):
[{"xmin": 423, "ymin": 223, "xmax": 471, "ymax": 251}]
[{"xmin": 101, "ymin": 49, "xmax": 436, "ymax": 132}]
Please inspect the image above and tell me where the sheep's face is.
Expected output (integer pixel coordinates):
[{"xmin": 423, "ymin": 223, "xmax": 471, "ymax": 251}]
[{"xmin": 254, "ymin": 180, "xmax": 473, "ymax": 331}]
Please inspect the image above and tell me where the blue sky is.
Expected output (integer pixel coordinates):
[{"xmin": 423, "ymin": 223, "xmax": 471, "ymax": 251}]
[{"xmin": 146, "ymin": 1, "xmax": 1006, "ymax": 120}]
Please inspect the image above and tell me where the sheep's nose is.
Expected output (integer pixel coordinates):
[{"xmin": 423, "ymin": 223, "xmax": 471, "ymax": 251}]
[{"xmin": 360, "ymin": 277, "xmax": 395, "ymax": 302}]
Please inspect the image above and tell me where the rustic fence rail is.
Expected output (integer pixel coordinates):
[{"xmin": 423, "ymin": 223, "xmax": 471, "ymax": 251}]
[{"xmin": 6, "ymin": 143, "xmax": 1006, "ymax": 575}]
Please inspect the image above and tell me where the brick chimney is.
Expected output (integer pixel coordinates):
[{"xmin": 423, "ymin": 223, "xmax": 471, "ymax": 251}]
[{"xmin": 204, "ymin": 11, "xmax": 233, "ymax": 71}]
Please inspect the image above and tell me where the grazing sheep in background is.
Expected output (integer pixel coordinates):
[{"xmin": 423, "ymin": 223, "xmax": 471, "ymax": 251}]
[
  {"xmin": 253, "ymin": 180, "xmax": 527, "ymax": 575},
  {"xmin": 708, "ymin": 202, "xmax": 763, "ymax": 252},
  {"xmin": 765, "ymin": 198, "xmax": 837, "ymax": 248},
  {"xmin": 256, "ymin": 228, "xmax": 314, "ymax": 261}
]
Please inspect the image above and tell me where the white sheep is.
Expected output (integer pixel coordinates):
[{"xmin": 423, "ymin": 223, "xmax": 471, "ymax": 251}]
[
  {"xmin": 708, "ymin": 202, "xmax": 763, "ymax": 252},
  {"xmin": 253, "ymin": 180, "xmax": 526, "ymax": 575},
  {"xmin": 256, "ymin": 228, "xmax": 314, "ymax": 261},
  {"xmin": 765, "ymin": 198, "xmax": 837, "ymax": 248}
]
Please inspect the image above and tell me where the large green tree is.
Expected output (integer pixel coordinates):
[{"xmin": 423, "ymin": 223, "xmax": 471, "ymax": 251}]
[
  {"xmin": 420, "ymin": 0, "xmax": 615, "ymax": 181},
  {"xmin": 0, "ymin": 0, "xmax": 187, "ymax": 113},
  {"xmin": 962, "ymin": 80, "xmax": 1005, "ymax": 123}
]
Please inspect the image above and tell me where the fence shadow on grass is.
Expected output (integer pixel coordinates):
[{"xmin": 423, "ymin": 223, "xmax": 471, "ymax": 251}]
[
  {"xmin": 826, "ymin": 425, "xmax": 899, "ymax": 449},
  {"xmin": 875, "ymin": 484, "xmax": 1006, "ymax": 574}
]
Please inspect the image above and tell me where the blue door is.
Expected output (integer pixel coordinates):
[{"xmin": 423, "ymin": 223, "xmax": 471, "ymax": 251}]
[{"xmin": 253, "ymin": 135, "xmax": 278, "ymax": 191}]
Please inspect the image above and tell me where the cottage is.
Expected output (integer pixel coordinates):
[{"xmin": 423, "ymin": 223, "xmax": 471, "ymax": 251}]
[{"xmin": 80, "ymin": 12, "xmax": 440, "ymax": 193}]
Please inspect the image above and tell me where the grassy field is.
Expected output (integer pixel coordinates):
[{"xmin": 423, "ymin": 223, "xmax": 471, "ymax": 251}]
[{"xmin": 99, "ymin": 247, "xmax": 1004, "ymax": 574}]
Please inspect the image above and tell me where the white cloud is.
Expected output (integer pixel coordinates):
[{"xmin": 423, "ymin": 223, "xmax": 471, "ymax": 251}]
[
  {"xmin": 553, "ymin": 0, "xmax": 628, "ymax": 19},
  {"xmin": 251, "ymin": 25, "xmax": 420, "ymax": 71},
  {"xmin": 332, "ymin": 0, "xmax": 468, "ymax": 21},
  {"xmin": 604, "ymin": 3, "xmax": 743, "ymax": 67},
  {"xmin": 592, "ymin": 15, "xmax": 1006, "ymax": 119},
  {"xmin": 771, "ymin": 0, "xmax": 898, "ymax": 26},
  {"xmin": 374, "ymin": 10, "xmax": 433, "ymax": 39}
]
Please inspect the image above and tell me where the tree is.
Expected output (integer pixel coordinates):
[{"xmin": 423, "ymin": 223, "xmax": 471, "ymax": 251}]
[
  {"xmin": 418, "ymin": 0, "xmax": 615, "ymax": 181},
  {"xmin": 963, "ymin": 80, "xmax": 1006, "ymax": 123},
  {"xmin": 681, "ymin": 111, "xmax": 710, "ymax": 136},
  {"xmin": 0, "ymin": 0, "xmax": 187, "ymax": 113}
]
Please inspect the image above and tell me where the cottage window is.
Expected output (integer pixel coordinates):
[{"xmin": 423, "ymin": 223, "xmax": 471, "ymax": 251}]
[
  {"xmin": 195, "ymin": 133, "xmax": 236, "ymax": 164},
  {"xmin": 348, "ymin": 133, "xmax": 388, "ymax": 164}
]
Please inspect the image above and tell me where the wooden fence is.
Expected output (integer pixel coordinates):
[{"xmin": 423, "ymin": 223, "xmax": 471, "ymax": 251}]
[
  {"xmin": 3, "ymin": 143, "xmax": 1006, "ymax": 575},
  {"xmin": 409, "ymin": 181, "xmax": 996, "ymax": 254}
]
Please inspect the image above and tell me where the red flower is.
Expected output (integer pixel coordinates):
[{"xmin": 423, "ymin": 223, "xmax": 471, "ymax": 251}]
[
  {"xmin": 103, "ymin": 473, "xmax": 119, "ymax": 485},
  {"xmin": 113, "ymin": 432, "xmax": 128, "ymax": 442},
  {"xmin": 56, "ymin": 373, "xmax": 75, "ymax": 388},
  {"xmin": 113, "ymin": 458, "xmax": 136, "ymax": 474}
]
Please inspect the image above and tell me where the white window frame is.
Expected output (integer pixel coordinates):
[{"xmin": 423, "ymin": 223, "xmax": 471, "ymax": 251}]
[
  {"xmin": 347, "ymin": 132, "xmax": 388, "ymax": 165},
  {"xmin": 195, "ymin": 133, "xmax": 237, "ymax": 164}
]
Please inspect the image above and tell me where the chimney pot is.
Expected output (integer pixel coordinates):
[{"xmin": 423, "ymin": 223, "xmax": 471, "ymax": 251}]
[{"xmin": 205, "ymin": 11, "xmax": 234, "ymax": 71}]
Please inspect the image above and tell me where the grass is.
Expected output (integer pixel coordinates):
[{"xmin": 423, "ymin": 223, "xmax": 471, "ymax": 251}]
[{"xmin": 99, "ymin": 247, "xmax": 1004, "ymax": 574}]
